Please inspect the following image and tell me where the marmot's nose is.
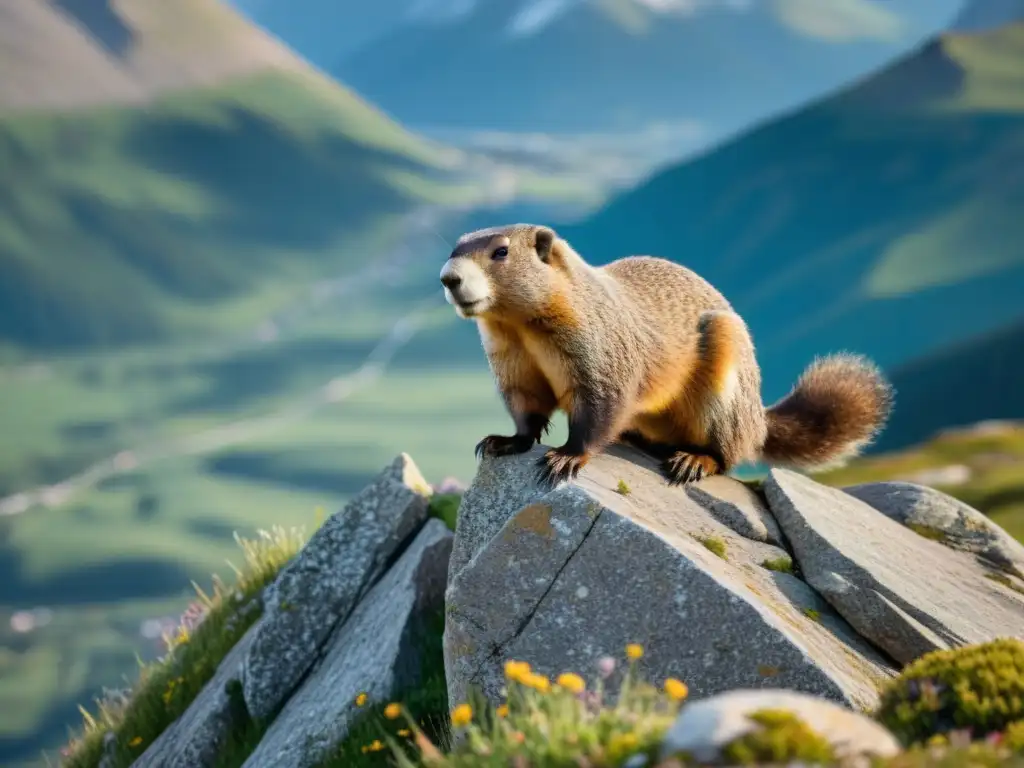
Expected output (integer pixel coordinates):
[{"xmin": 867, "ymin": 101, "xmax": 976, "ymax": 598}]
[{"xmin": 441, "ymin": 274, "xmax": 462, "ymax": 290}]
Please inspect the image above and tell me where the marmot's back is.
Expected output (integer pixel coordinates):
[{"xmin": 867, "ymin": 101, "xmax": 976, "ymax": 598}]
[{"xmin": 601, "ymin": 256, "xmax": 732, "ymax": 345}]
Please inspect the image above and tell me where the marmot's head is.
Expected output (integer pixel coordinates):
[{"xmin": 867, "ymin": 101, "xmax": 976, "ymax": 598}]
[{"xmin": 439, "ymin": 224, "xmax": 566, "ymax": 320}]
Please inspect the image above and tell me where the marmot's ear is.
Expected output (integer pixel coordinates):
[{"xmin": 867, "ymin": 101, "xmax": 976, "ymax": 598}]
[{"xmin": 534, "ymin": 226, "xmax": 556, "ymax": 263}]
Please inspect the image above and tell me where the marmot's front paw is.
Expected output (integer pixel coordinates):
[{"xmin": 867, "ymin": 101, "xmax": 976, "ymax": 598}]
[
  {"xmin": 661, "ymin": 450, "xmax": 721, "ymax": 486},
  {"xmin": 475, "ymin": 434, "xmax": 535, "ymax": 459},
  {"xmin": 536, "ymin": 448, "xmax": 589, "ymax": 487}
]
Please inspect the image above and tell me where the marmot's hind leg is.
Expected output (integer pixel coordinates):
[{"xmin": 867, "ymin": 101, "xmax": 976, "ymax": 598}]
[
  {"xmin": 662, "ymin": 446, "xmax": 724, "ymax": 485},
  {"xmin": 657, "ymin": 309, "xmax": 762, "ymax": 486}
]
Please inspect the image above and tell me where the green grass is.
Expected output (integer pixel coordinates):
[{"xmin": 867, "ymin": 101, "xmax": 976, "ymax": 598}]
[{"xmin": 61, "ymin": 524, "xmax": 309, "ymax": 768}]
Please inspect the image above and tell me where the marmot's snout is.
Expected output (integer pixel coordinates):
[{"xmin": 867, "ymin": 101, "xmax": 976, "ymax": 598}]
[{"xmin": 440, "ymin": 256, "xmax": 492, "ymax": 318}]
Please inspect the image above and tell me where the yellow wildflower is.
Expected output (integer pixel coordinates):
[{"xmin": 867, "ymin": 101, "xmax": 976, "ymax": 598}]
[
  {"xmin": 626, "ymin": 643, "xmax": 644, "ymax": 660},
  {"xmin": 504, "ymin": 659, "xmax": 531, "ymax": 682},
  {"xmin": 523, "ymin": 672, "xmax": 551, "ymax": 693},
  {"xmin": 128, "ymin": 737, "xmax": 143, "ymax": 747},
  {"xmin": 355, "ymin": 692, "xmax": 368, "ymax": 707},
  {"xmin": 496, "ymin": 704, "xmax": 509, "ymax": 718},
  {"xmin": 664, "ymin": 678, "xmax": 689, "ymax": 702},
  {"xmin": 451, "ymin": 703, "xmax": 473, "ymax": 728},
  {"xmin": 556, "ymin": 672, "xmax": 586, "ymax": 694},
  {"xmin": 384, "ymin": 702, "xmax": 402, "ymax": 720},
  {"xmin": 367, "ymin": 740, "xmax": 384, "ymax": 752},
  {"xmin": 398, "ymin": 728, "xmax": 411, "ymax": 737}
]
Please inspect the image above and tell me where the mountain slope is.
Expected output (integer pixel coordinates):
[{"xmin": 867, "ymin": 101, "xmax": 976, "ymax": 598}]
[
  {"xmin": 330, "ymin": 0, "xmax": 954, "ymax": 135},
  {"xmin": 557, "ymin": 21, "xmax": 1024, "ymax": 439},
  {"xmin": 0, "ymin": 0, "xmax": 460, "ymax": 351}
]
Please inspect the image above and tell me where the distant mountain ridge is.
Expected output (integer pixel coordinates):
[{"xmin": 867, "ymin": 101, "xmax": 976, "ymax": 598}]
[
  {"xmin": 232, "ymin": 0, "xmax": 960, "ymax": 141},
  {"xmin": 952, "ymin": 0, "xmax": 1024, "ymax": 31},
  {"xmin": 556, "ymin": 19, "xmax": 1024, "ymax": 441}
]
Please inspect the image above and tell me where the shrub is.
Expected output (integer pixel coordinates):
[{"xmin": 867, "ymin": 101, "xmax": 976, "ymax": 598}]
[{"xmin": 876, "ymin": 638, "xmax": 1024, "ymax": 746}]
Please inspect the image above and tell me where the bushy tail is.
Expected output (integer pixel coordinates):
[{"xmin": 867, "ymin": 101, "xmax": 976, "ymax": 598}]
[{"xmin": 760, "ymin": 352, "xmax": 894, "ymax": 471}]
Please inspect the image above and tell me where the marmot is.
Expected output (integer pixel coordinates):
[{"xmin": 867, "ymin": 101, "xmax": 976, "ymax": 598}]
[{"xmin": 439, "ymin": 223, "xmax": 894, "ymax": 487}]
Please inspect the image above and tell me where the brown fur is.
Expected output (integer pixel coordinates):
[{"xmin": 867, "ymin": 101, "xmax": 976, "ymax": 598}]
[{"xmin": 443, "ymin": 224, "xmax": 894, "ymax": 486}]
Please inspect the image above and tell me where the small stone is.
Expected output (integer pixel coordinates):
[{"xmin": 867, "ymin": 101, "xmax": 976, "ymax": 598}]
[{"xmin": 659, "ymin": 689, "xmax": 902, "ymax": 763}]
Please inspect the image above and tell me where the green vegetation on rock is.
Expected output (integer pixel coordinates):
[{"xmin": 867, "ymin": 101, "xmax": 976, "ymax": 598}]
[
  {"xmin": 762, "ymin": 555, "xmax": 794, "ymax": 574},
  {"xmin": 698, "ymin": 535, "xmax": 728, "ymax": 560},
  {"xmin": 62, "ymin": 524, "xmax": 308, "ymax": 768},
  {"xmin": 876, "ymin": 638, "xmax": 1024, "ymax": 746},
  {"xmin": 720, "ymin": 708, "xmax": 836, "ymax": 766}
]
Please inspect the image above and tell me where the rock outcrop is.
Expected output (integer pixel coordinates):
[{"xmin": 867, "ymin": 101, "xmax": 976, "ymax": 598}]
[
  {"xmin": 132, "ymin": 454, "xmax": 451, "ymax": 768},
  {"xmin": 842, "ymin": 480, "xmax": 1024, "ymax": 576},
  {"xmin": 445, "ymin": 442, "xmax": 1024, "ymax": 714},
  {"xmin": 763, "ymin": 469, "xmax": 1024, "ymax": 665},
  {"xmin": 242, "ymin": 453, "xmax": 433, "ymax": 721},
  {"xmin": 243, "ymin": 519, "xmax": 451, "ymax": 768},
  {"xmin": 444, "ymin": 444, "xmax": 897, "ymax": 714}
]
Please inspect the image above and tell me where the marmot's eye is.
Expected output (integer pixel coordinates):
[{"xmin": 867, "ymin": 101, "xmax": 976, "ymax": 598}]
[{"xmin": 491, "ymin": 246, "xmax": 509, "ymax": 261}]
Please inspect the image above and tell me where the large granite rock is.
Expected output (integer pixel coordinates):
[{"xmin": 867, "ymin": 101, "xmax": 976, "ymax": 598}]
[
  {"xmin": 842, "ymin": 480, "xmax": 1024, "ymax": 576},
  {"xmin": 444, "ymin": 444, "xmax": 895, "ymax": 714},
  {"xmin": 241, "ymin": 453, "xmax": 432, "ymax": 721},
  {"xmin": 242, "ymin": 520, "xmax": 452, "ymax": 768},
  {"xmin": 660, "ymin": 688, "xmax": 902, "ymax": 764},
  {"xmin": 763, "ymin": 469, "xmax": 1024, "ymax": 665},
  {"xmin": 133, "ymin": 619, "xmax": 259, "ymax": 768}
]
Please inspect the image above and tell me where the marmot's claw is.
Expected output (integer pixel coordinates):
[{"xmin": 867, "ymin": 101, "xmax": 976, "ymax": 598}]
[
  {"xmin": 535, "ymin": 448, "xmax": 588, "ymax": 487},
  {"xmin": 475, "ymin": 434, "xmax": 534, "ymax": 460},
  {"xmin": 662, "ymin": 451, "xmax": 720, "ymax": 486}
]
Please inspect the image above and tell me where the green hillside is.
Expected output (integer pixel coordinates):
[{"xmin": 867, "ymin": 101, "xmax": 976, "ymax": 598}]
[
  {"xmin": 0, "ymin": 0, "xmax": 465, "ymax": 352},
  {"xmin": 0, "ymin": 3, "xmax": 483, "ymax": 764},
  {"xmin": 557, "ymin": 22, "xmax": 1024, "ymax": 429}
]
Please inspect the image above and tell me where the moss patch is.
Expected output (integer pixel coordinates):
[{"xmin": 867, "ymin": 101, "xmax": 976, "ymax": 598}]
[
  {"xmin": 697, "ymin": 535, "xmax": 728, "ymax": 560},
  {"xmin": 984, "ymin": 571, "xmax": 1024, "ymax": 596},
  {"xmin": 876, "ymin": 638, "xmax": 1024, "ymax": 746},
  {"xmin": 720, "ymin": 708, "xmax": 836, "ymax": 766},
  {"xmin": 616, "ymin": 479, "xmax": 632, "ymax": 496},
  {"xmin": 803, "ymin": 608, "xmax": 821, "ymax": 622},
  {"xmin": 762, "ymin": 555, "xmax": 794, "ymax": 574},
  {"xmin": 907, "ymin": 522, "xmax": 950, "ymax": 543}
]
